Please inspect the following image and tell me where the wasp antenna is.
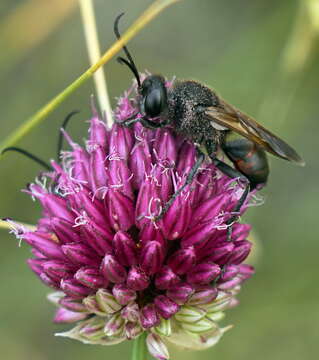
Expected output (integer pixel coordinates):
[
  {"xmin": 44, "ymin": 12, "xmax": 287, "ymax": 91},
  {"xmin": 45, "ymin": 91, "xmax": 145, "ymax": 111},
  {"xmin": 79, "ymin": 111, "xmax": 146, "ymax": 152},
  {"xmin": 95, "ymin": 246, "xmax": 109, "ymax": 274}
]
[
  {"xmin": 114, "ymin": 13, "xmax": 141, "ymax": 88},
  {"xmin": 57, "ymin": 110, "xmax": 80, "ymax": 160},
  {"xmin": 1, "ymin": 147, "xmax": 51, "ymax": 171},
  {"xmin": 117, "ymin": 56, "xmax": 142, "ymax": 86}
]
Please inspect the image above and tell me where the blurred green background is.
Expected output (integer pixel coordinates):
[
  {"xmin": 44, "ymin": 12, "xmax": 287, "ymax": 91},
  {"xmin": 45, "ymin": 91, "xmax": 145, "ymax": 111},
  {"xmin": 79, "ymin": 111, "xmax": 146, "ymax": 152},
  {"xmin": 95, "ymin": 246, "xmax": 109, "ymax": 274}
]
[{"xmin": 0, "ymin": 0, "xmax": 318, "ymax": 359}]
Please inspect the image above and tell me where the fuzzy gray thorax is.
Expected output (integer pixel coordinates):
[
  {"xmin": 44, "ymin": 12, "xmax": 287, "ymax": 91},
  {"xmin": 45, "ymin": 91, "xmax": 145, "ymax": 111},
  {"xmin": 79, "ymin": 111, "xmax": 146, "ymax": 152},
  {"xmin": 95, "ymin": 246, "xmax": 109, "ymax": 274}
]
[{"xmin": 167, "ymin": 80, "xmax": 224, "ymax": 146}]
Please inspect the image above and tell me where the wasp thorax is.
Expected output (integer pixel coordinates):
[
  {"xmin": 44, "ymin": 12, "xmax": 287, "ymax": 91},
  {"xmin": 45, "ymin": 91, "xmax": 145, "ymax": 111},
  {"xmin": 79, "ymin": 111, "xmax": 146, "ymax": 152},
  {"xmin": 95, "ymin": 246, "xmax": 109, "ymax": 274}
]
[{"xmin": 167, "ymin": 80, "xmax": 220, "ymax": 143}]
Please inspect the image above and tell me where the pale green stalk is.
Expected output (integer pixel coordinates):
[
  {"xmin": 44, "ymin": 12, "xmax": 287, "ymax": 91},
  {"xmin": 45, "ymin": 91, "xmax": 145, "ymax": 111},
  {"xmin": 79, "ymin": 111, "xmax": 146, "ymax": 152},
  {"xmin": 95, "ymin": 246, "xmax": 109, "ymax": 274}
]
[
  {"xmin": 0, "ymin": 0, "xmax": 182, "ymax": 155},
  {"xmin": 79, "ymin": 0, "xmax": 113, "ymax": 127},
  {"xmin": 132, "ymin": 332, "xmax": 147, "ymax": 360},
  {"xmin": 0, "ymin": 220, "xmax": 35, "ymax": 232}
]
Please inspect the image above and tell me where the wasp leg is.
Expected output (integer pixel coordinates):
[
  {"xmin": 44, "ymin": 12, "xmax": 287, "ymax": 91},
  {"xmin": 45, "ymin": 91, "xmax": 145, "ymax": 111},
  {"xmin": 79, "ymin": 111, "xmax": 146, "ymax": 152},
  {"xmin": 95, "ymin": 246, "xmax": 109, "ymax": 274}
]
[
  {"xmin": 212, "ymin": 158, "xmax": 250, "ymax": 241},
  {"xmin": 121, "ymin": 115, "xmax": 168, "ymax": 129},
  {"xmin": 154, "ymin": 148, "xmax": 206, "ymax": 221},
  {"xmin": 140, "ymin": 117, "xmax": 168, "ymax": 129},
  {"xmin": 120, "ymin": 113, "xmax": 140, "ymax": 127}
]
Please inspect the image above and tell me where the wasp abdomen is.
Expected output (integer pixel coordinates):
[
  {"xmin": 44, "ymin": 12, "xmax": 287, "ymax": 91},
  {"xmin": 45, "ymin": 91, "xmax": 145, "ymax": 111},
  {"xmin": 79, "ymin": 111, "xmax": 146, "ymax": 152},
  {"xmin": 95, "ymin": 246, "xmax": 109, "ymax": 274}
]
[{"xmin": 222, "ymin": 132, "xmax": 269, "ymax": 188}]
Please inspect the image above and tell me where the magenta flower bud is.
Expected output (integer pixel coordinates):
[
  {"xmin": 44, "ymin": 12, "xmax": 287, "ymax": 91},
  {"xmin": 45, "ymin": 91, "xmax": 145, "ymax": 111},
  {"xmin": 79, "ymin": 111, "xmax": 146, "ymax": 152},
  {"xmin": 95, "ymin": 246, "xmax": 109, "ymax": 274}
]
[
  {"xmin": 30, "ymin": 248, "xmax": 46, "ymax": 260},
  {"xmin": 23, "ymin": 232, "xmax": 66, "ymax": 260},
  {"xmin": 135, "ymin": 176, "xmax": 161, "ymax": 228},
  {"xmin": 231, "ymin": 223, "xmax": 251, "ymax": 242},
  {"xmin": 188, "ymin": 286, "xmax": 218, "ymax": 305},
  {"xmin": 121, "ymin": 302, "xmax": 140, "ymax": 322},
  {"xmin": 89, "ymin": 146, "xmax": 108, "ymax": 198},
  {"xmin": 72, "ymin": 147, "xmax": 90, "ymax": 182},
  {"xmin": 50, "ymin": 218, "xmax": 81, "ymax": 244},
  {"xmin": 27, "ymin": 258, "xmax": 44, "ymax": 276},
  {"xmin": 238, "ymin": 264, "xmax": 255, "ymax": 280},
  {"xmin": 39, "ymin": 273, "xmax": 59, "ymax": 288},
  {"xmin": 181, "ymin": 222, "xmax": 215, "ymax": 249},
  {"xmin": 100, "ymin": 254, "xmax": 127, "ymax": 283},
  {"xmin": 107, "ymin": 189, "xmax": 135, "ymax": 231},
  {"xmin": 162, "ymin": 190, "xmax": 191, "ymax": 240},
  {"xmin": 187, "ymin": 263, "xmax": 221, "ymax": 285},
  {"xmin": 40, "ymin": 194, "xmax": 74, "ymax": 222},
  {"xmin": 166, "ymin": 282, "xmax": 194, "ymax": 304},
  {"xmin": 115, "ymin": 94, "xmax": 136, "ymax": 122},
  {"xmin": 108, "ymin": 159, "xmax": 133, "ymax": 199},
  {"xmin": 152, "ymin": 166, "xmax": 173, "ymax": 204},
  {"xmin": 140, "ymin": 241, "xmax": 165, "ymax": 275},
  {"xmin": 140, "ymin": 304, "xmax": 160, "ymax": 329},
  {"xmin": 192, "ymin": 193, "xmax": 229, "ymax": 224},
  {"xmin": 42, "ymin": 260, "xmax": 75, "ymax": 281},
  {"xmin": 74, "ymin": 267, "xmax": 107, "ymax": 289},
  {"xmin": 80, "ymin": 220, "xmax": 113, "ymax": 256},
  {"xmin": 61, "ymin": 243, "xmax": 98, "ymax": 266},
  {"xmin": 191, "ymin": 166, "xmax": 216, "ymax": 205},
  {"xmin": 155, "ymin": 266, "xmax": 180, "ymax": 290},
  {"xmin": 112, "ymin": 284, "xmax": 137, "ymax": 305},
  {"xmin": 198, "ymin": 242, "xmax": 235, "ymax": 263},
  {"xmin": 125, "ymin": 322, "xmax": 143, "ymax": 340},
  {"xmin": 139, "ymin": 222, "xmax": 165, "ymax": 247},
  {"xmin": 109, "ymin": 123, "xmax": 134, "ymax": 160},
  {"xmin": 54, "ymin": 308, "xmax": 88, "ymax": 324},
  {"xmin": 176, "ymin": 141, "xmax": 196, "ymax": 175},
  {"xmin": 88, "ymin": 116, "xmax": 108, "ymax": 149},
  {"xmin": 59, "ymin": 297, "xmax": 88, "ymax": 312},
  {"xmin": 73, "ymin": 189, "xmax": 108, "ymax": 227},
  {"xmin": 154, "ymin": 295, "xmax": 180, "ymax": 319},
  {"xmin": 220, "ymin": 265, "xmax": 239, "ymax": 282},
  {"xmin": 129, "ymin": 140, "xmax": 152, "ymax": 189},
  {"xmin": 218, "ymin": 277, "xmax": 242, "ymax": 290},
  {"xmin": 126, "ymin": 266, "xmax": 150, "ymax": 291},
  {"xmin": 167, "ymin": 247, "xmax": 196, "ymax": 275},
  {"xmin": 227, "ymin": 240, "xmax": 252, "ymax": 264},
  {"xmin": 60, "ymin": 279, "xmax": 93, "ymax": 299},
  {"xmin": 153, "ymin": 130, "xmax": 177, "ymax": 164},
  {"xmin": 112, "ymin": 231, "xmax": 137, "ymax": 266}
]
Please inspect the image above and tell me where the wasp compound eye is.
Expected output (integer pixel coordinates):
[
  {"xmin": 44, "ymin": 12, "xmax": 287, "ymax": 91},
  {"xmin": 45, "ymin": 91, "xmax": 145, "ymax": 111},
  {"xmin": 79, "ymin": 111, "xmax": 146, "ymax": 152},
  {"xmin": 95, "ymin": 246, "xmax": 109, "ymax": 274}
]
[
  {"xmin": 144, "ymin": 89, "xmax": 165, "ymax": 117},
  {"xmin": 141, "ymin": 75, "xmax": 168, "ymax": 118}
]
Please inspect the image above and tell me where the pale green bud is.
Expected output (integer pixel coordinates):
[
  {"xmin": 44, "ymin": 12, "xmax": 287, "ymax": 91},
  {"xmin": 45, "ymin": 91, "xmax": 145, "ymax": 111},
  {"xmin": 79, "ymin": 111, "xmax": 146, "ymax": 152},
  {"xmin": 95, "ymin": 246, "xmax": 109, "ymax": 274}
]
[
  {"xmin": 155, "ymin": 318, "xmax": 172, "ymax": 337},
  {"xmin": 96, "ymin": 289, "xmax": 122, "ymax": 314},
  {"xmin": 175, "ymin": 305, "xmax": 206, "ymax": 324},
  {"xmin": 104, "ymin": 313, "xmax": 125, "ymax": 337},
  {"xmin": 181, "ymin": 317, "xmax": 218, "ymax": 334}
]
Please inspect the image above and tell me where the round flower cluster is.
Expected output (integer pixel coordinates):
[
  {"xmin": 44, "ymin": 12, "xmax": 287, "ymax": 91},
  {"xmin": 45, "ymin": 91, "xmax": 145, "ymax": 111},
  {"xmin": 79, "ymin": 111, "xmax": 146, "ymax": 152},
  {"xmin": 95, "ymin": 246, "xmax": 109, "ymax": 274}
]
[{"xmin": 15, "ymin": 80, "xmax": 254, "ymax": 359}]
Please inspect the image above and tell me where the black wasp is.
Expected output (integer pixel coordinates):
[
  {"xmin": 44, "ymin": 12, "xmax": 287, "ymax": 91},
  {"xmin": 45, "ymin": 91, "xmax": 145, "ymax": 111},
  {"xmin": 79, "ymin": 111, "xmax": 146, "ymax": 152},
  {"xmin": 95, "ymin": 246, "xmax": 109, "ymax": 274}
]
[{"xmin": 114, "ymin": 14, "xmax": 304, "ymax": 235}]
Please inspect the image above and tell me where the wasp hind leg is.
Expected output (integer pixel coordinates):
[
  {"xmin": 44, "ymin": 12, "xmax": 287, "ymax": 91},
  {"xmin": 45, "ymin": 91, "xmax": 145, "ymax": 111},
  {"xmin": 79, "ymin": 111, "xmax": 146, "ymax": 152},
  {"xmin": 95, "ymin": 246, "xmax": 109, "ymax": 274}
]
[{"xmin": 212, "ymin": 158, "xmax": 250, "ymax": 241}]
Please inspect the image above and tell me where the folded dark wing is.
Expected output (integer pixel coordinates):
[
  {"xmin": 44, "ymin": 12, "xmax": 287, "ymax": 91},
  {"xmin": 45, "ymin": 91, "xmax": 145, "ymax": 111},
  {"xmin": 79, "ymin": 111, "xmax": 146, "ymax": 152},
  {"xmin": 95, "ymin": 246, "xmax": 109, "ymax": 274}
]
[{"xmin": 205, "ymin": 100, "xmax": 304, "ymax": 166}]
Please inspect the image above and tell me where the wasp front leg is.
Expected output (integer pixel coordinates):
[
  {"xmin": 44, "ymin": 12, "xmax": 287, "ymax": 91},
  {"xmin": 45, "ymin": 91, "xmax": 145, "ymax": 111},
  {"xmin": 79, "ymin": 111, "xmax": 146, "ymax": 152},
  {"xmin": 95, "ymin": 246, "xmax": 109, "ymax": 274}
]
[{"xmin": 121, "ymin": 115, "xmax": 168, "ymax": 130}]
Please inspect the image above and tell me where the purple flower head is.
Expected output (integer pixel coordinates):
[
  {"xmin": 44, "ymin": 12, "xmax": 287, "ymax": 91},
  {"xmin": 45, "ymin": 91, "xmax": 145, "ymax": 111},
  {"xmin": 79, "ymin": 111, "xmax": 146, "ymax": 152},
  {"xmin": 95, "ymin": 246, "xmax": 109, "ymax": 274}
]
[{"xmin": 12, "ymin": 76, "xmax": 257, "ymax": 359}]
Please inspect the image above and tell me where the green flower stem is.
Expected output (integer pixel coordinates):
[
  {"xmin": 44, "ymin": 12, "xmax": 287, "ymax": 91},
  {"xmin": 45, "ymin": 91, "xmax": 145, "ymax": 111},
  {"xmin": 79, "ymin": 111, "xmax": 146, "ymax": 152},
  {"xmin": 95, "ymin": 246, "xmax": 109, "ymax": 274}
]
[
  {"xmin": 132, "ymin": 332, "xmax": 148, "ymax": 360},
  {"xmin": 79, "ymin": 0, "xmax": 114, "ymax": 127},
  {"xmin": 0, "ymin": 0, "xmax": 182, "ymax": 156}
]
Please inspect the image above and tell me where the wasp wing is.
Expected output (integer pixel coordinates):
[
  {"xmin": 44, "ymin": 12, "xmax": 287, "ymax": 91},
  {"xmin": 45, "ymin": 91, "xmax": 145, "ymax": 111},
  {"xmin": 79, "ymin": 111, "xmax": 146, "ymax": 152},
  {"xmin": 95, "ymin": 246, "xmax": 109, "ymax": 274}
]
[{"xmin": 205, "ymin": 99, "xmax": 305, "ymax": 166}]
